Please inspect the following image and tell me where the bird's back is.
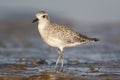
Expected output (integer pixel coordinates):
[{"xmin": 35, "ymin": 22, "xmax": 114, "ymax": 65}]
[{"xmin": 46, "ymin": 23, "xmax": 98, "ymax": 46}]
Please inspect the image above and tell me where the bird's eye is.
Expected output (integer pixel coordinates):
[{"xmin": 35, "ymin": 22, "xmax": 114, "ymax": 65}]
[{"xmin": 43, "ymin": 15, "xmax": 46, "ymax": 18}]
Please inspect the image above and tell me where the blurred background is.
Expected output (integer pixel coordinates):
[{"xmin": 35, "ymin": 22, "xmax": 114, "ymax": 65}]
[
  {"xmin": 0, "ymin": 0, "xmax": 120, "ymax": 78},
  {"xmin": 0, "ymin": 0, "xmax": 120, "ymax": 22}
]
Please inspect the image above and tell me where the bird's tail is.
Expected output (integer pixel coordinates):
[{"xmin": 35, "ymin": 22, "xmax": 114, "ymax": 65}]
[{"xmin": 89, "ymin": 38, "xmax": 99, "ymax": 42}]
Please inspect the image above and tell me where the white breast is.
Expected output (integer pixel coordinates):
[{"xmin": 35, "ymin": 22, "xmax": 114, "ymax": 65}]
[{"xmin": 38, "ymin": 23, "xmax": 46, "ymax": 34}]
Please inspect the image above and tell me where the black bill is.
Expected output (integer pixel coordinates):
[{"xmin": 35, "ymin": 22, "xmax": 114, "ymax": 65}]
[{"xmin": 32, "ymin": 18, "xmax": 38, "ymax": 23}]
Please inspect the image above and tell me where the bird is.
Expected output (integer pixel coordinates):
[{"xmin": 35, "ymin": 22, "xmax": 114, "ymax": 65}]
[{"xmin": 32, "ymin": 11, "xmax": 99, "ymax": 72}]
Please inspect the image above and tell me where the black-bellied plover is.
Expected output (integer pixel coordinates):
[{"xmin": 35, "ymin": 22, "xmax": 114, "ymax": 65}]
[{"xmin": 32, "ymin": 11, "xmax": 99, "ymax": 72}]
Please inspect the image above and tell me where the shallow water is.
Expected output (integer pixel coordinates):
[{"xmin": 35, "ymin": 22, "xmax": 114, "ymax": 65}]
[{"xmin": 0, "ymin": 21, "xmax": 120, "ymax": 80}]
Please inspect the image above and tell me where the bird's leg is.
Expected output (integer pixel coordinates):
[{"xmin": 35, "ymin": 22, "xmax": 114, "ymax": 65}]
[
  {"xmin": 53, "ymin": 48, "xmax": 61, "ymax": 72},
  {"xmin": 59, "ymin": 52, "xmax": 64, "ymax": 72}
]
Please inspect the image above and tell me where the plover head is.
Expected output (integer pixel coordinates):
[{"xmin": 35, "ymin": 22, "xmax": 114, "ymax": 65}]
[{"xmin": 32, "ymin": 11, "xmax": 49, "ymax": 23}]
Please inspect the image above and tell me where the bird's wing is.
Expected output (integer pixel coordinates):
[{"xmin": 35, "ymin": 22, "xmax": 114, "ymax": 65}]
[{"xmin": 49, "ymin": 23, "xmax": 90, "ymax": 43}]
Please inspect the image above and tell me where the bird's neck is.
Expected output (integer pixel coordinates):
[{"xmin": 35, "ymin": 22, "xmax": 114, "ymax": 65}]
[{"xmin": 38, "ymin": 21, "xmax": 50, "ymax": 33}]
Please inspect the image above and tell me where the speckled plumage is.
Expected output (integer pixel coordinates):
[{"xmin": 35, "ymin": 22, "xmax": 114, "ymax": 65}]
[
  {"xmin": 46, "ymin": 23, "xmax": 89, "ymax": 43},
  {"xmin": 39, "ymin": 22, "xmax": 98, "ymax": 49},
  {"xmin": 33, "ymin": 11, "xmax": 99, "ymax": 72}
]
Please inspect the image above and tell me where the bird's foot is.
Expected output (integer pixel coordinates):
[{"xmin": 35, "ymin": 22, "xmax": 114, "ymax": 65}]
[{"xmin": 59, "ymin": 67, "xmax": 64, "ymax": 72}]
